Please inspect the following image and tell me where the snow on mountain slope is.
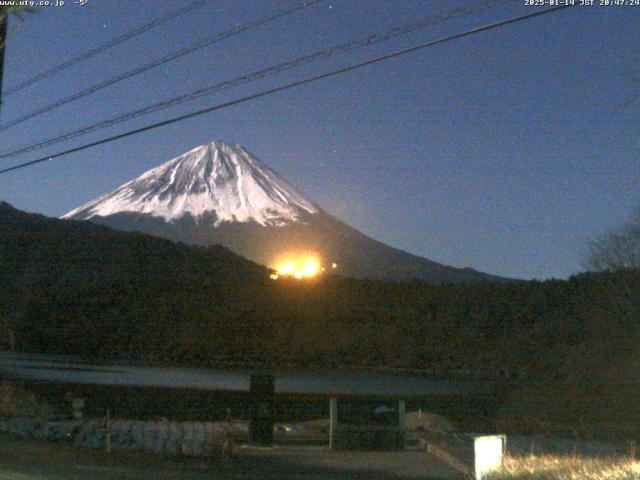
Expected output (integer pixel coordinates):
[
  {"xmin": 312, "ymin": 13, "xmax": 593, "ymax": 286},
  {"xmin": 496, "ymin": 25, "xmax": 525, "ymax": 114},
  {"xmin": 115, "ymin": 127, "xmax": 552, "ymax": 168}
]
[
  {"xmin": 63, "ymin": 141, "xmax": 318, "ymax": 227},
  {"xmin": 63, "ymin": 140, "xmax": 511, "ymax": 284}
]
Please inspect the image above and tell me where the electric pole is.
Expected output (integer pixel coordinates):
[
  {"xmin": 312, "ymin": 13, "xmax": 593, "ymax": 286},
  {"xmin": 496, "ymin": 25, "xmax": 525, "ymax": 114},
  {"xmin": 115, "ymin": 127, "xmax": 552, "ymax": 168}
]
[{"xmin": 0, "ymin": 12, "xmax": 7, "ymax": 119}]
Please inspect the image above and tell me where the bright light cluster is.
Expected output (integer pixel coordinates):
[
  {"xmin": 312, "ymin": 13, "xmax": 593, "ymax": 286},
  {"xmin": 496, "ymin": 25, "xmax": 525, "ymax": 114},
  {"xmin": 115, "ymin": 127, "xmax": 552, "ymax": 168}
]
[{"xmin": 269, "ymin": 255, "xmax": 337, "ymax": 280}]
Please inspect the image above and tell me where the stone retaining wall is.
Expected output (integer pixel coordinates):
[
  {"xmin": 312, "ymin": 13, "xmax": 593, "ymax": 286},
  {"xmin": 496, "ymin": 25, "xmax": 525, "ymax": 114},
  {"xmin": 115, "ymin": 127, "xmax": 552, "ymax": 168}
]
[{"xmin": 0, "ymin": 418, "xmax": 245, "ymax": 458}]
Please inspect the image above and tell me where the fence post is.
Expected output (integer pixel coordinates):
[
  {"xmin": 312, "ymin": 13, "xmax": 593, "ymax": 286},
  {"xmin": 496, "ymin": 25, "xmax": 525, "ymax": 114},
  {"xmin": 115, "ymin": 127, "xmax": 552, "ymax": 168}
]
[
  {"xmin": 104, "ymin": 409, "xmax": 111, "ymax": 455},
  {"xmin": 329, "ymin": 396, "xmax": 338, "ymax": 450},
  {"xmin": 628, "ymin": 440, "xmax": 636, "ymax": 460}
]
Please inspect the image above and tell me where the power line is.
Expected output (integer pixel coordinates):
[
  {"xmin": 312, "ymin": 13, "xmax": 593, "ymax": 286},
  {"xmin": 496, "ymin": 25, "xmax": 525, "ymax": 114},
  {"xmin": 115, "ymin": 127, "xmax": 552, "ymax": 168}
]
[
  {"xmin": 0, "ymin": 0, "xmax": 322, "ymax": 134},
  {"xmin": 0, "ymin": 5, "xmax": 573, "ymax": 177},
  {"xmin": 2, "ymin": 0, "xmax": 214, "ymax": 98},
  {"xmin": 0, "ymin": 0, "xmax": 514, "ymax": 161}
]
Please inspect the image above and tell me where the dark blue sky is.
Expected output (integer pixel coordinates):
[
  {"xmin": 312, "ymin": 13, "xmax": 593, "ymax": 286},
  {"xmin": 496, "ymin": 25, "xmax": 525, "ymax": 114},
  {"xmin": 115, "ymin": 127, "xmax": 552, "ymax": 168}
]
[{"xmin": 0, "ymin": 0, "xmax": 637, "ymax": 280}]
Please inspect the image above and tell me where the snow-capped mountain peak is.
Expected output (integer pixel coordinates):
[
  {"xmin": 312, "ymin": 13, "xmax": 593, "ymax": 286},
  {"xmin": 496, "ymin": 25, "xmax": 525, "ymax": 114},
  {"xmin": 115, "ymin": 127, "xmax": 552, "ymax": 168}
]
[{"xmin": 63, "ymin": 141, "xmax": 318, "ymax": 227}]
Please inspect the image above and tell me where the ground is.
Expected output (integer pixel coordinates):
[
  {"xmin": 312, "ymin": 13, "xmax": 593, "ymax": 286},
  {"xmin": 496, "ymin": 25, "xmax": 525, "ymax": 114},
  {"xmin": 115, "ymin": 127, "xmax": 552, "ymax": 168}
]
[{"xmin": 0, "ymin": 433, "xmax": 461, "ymax": 479}]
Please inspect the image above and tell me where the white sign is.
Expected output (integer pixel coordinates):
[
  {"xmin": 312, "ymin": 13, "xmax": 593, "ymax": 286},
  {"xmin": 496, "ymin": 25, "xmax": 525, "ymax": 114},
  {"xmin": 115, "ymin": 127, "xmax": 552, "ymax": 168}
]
[{"xmin": 474, "ymin": 435, "xmax": 505, "ymax": 479}]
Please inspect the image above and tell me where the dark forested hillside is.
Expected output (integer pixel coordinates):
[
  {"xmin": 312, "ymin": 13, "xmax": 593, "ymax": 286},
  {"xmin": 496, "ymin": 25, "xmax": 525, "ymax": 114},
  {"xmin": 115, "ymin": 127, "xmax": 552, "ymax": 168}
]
[
  {"xmin": 2, "ymin": 201, "xmax": 640, "ymax": 435},
  {"xmin": 2, "ymin": 201, "xmax": 639, "ymax": 372},
  {"xmin": 0, "ymin": 201, "xmax": 273, "ymax": 360}
]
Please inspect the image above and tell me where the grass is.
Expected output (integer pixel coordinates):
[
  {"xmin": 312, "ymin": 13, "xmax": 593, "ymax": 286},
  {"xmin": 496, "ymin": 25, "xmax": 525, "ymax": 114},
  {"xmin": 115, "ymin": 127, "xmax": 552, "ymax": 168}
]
[{"xmin": 486, "ymin": 454, "xmax": 640, "ymax": 480}]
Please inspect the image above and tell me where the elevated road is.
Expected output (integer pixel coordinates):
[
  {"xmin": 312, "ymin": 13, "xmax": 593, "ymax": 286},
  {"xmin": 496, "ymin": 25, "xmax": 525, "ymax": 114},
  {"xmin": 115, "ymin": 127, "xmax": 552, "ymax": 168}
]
[{"xmin": 0, "ymin": 351, "xmax": 491, "ymax": 398}]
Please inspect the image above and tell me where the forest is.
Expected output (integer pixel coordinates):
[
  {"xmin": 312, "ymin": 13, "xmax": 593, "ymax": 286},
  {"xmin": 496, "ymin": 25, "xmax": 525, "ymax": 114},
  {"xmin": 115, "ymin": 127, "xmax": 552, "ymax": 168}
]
[{"xmin": 1, "ymin": 201, "xmax": 639, "ymax": 436}]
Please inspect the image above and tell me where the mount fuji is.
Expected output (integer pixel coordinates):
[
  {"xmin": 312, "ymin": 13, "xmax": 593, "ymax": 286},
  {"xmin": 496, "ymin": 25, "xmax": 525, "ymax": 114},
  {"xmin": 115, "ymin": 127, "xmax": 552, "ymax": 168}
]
[{"xmin": 63, "ymin": 141, "xmax": 505, "ymax": 283}]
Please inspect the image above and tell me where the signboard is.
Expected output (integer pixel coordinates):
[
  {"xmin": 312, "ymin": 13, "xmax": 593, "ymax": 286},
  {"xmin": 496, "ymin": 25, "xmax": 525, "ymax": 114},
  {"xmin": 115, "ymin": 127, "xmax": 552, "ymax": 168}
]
[
  {"xmin": 337, "ymin": 398, "xmax": 400, "ymax": 426},
  {"xmin": 474, "ymin": 435, "xmax": 505, "ymax": 479},
  {"xmin": 330, "ymin": 397, "xmax": 405, "ymax": 451}
]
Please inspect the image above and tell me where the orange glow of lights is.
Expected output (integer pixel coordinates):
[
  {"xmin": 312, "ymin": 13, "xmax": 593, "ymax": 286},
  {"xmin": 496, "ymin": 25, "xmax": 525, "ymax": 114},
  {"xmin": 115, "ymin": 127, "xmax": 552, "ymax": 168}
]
[{"xmin": 271, "ymin": 256, "xmax": 323, "ymax": 280}]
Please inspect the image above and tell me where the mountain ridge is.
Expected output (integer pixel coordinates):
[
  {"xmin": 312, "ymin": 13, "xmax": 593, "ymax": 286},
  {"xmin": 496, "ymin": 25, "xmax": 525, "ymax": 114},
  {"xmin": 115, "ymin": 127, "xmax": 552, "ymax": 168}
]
[
  {"xmin": 64, "ymin": 140, "xmax": 511, "ymax": 284},
  {"xmin": 63, "ymin": 141, "xmax": 318, "ymax": 227}
]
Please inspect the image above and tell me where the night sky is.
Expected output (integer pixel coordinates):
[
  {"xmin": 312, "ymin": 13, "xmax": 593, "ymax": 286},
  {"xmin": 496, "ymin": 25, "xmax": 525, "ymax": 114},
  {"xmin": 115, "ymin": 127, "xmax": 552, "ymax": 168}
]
[{"xmin": 0, "ymin": 0, "xmax": 637, "ymax": 280}]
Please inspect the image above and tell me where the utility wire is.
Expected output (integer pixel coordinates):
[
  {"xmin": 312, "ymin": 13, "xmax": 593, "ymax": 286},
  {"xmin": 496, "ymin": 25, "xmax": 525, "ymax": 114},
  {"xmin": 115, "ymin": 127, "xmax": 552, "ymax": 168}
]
[
  {"xmin": 0, "ymin": 0, "xmax": 514, "ymax": 161},
  {"xmin": 0, "ymin": 0, "xmax": 322, "ymax": 133},
  {"xmin": 0, "ymin": 5, "xmax": 573, "ymax": 177},
  {"xmin": 2, "ymin": 0, "xmax": 214, "ymax": 98}
]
